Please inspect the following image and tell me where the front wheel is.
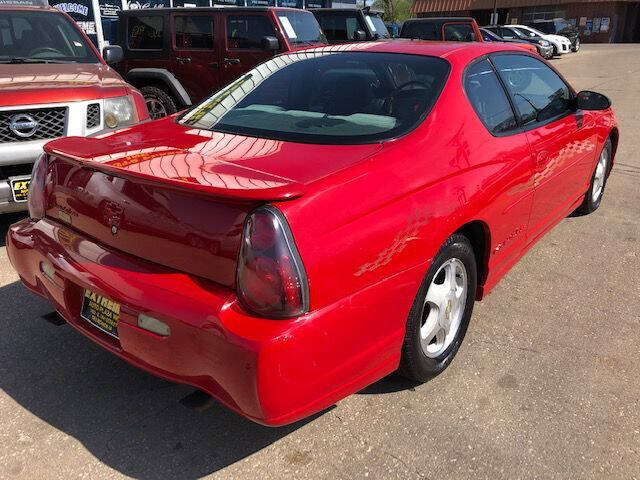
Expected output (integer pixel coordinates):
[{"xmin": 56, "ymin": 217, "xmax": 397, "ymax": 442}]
[
  {"xmin": 572, "ymin": 38, "xmax": 580, "ymax": 52},
  {"xmin": 576, "ymin": 138, "xmax": 612, "ymax": 215},
  {"xmin": 398, "ymin": 234, "xmax": 477, "ymax": 382}
]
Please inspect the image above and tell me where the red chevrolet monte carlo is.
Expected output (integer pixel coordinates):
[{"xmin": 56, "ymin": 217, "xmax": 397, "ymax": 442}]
[{"xmin": 7, "ymin": 41, "xmax": 617, "ymax": 426}]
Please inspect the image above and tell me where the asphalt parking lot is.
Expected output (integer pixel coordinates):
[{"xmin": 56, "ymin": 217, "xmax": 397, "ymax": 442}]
[{"xmin": 1, "ymin": 44, "xmax": 639, "ymax": 480}]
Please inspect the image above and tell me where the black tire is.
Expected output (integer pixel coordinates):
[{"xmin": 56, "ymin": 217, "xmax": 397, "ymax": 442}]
[
  {"xmin": 398, "ymin": 234, "xmax": 477, "ymax": 383},
  {"xmin": 575, "ymin": 138, "xmax": 612, "ymax": 215},
  {"xmin": 140, "ymin": 86, "xmax": 177, "ymax": 120},
  {"xmin": 552, "ymin": 45, "xmax": 558, "ymax": 56},
  {"xmin": 572, "ymin": 38, "xmax": 580, "ymax": 52}
]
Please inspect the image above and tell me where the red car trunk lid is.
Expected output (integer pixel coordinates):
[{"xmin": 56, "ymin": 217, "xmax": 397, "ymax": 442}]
[{"xmin": 43, "ymin": 119, "xmax": 382, "ymax": 286}]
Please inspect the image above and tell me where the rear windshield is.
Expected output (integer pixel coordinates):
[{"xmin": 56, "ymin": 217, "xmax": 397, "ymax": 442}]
[
  {"xmin": 277, "ymin": 10, "xmax": 327, "ymax": 47},
  {"xmin": 179, "ymin": 51, "xmax": 450, "ymax": 144},
  {"xmin": 400, "ymin": 21, "xmax": 439, "ymax": 40},
  {"xmin": 0, "ymin": 10, "xmax": 98, "ymax": 63}
]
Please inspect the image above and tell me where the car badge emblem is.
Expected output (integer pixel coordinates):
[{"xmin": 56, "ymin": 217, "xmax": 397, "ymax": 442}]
[
  {"xmin": 9, "ymin": 113, "xmax": 39, "ymax": 138},
  {"xmin": 111, "ymin": 225, "xmax": 118, "ymax": 235}
]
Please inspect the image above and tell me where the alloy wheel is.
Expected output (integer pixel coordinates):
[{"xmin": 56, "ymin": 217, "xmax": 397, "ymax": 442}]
[
  {"xmin": 420, "ymin": 258, "xmax": 468, "ymax": 358},
  {"xmin": 146, "ymin": 97, "xmax": 168, "ymax": 120},
  {"xmin": 592, "ymin": 148, "xmax": 609, "ymax": 203}
]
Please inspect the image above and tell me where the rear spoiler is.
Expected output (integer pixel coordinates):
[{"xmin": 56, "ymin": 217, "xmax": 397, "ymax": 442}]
[{"xmin": 44, "ymin": 142, "xmax": 305, "ymax": 203}]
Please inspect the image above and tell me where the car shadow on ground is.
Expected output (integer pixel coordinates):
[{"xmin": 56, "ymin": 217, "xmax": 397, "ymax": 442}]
[{"xmin": 0, "ymin": 280, "xmax": 330, "ymax": 479}]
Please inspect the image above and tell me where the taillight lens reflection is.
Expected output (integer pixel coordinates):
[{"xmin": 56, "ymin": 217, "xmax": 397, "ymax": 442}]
[
  {"xmin": 237, "ymin": 206, "xmax": 309, "ymax": 318},
  {"xmin": 28, "ymin": 153, "xmax": 48, "ymax": 220}
]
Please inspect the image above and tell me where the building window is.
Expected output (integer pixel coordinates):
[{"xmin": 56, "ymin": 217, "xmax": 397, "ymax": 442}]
[{"xmin": 522, "ymin": 5, "xmax": 567, "ymax": 22}]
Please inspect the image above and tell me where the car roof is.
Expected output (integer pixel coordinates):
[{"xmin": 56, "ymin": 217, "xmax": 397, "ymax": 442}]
[
  {"xmin": 404, "ymin": 17, "xmax": 475, "ymax": 23},
  {"xmin": 310, "ymin": 8, "xmax": 360, "ymax": 12},
  {"xmin": 0, "ymin": 5, "xmax": 62, "ymax": 12},
  {"xmin": 119, "ymin": 6, "xmax": 302, "ymax": 14},
  {"xmin": 297, "ymin": 39, "xmax": 527, "ymax": 62}
]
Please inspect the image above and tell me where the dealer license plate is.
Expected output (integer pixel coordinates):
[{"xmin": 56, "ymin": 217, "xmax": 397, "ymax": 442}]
[
  {"xmin": 80, "ymin": 289, "xmax": 121, "ymax": 338},
  {"xmin": 10, "ymin": 176, "xmax": 30, "ymax": 202}
]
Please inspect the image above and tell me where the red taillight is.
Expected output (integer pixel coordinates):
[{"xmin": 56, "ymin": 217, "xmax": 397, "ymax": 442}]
[
  {"xmin": 28, "ymin": 153, "xmax": 48, "ymax": 220},
  {"xmin": 237, "ymin": 206, "xmax": 309, "ymax": 318}
]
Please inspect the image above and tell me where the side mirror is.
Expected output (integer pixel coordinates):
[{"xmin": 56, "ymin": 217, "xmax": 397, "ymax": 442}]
[
  {"xmin": 353, "ymin": 30, "xmax": 367, "ymax": 41},
  {"xmin": 575, "ymin": 90, "xmax": 611, "ymax": 110},
  {"xmin": 261, "ymin": 36, "xmax": 279, "ymax": 51},
  {"xmin": 102, "ymin": 45, "xmax": 123, "ymax": 64}
]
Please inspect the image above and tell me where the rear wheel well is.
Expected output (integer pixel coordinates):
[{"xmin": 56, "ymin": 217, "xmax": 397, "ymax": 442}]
[
  {"xmin": 127, "ymin": 78, "xmax": 180, "ymax": 105},
  {"xmin": 454, "ymin": 221, "xmax": 490, "ymax": 287}
]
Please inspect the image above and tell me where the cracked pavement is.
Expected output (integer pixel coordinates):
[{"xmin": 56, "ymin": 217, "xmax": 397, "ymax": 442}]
[{"xmin": 0, "ymin": 44, "xmax": 639, "ymax": 479}]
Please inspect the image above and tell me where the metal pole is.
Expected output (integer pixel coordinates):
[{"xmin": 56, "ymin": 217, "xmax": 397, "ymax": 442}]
[{"xmin": 492, "ymin": 0, "xmax": 497, "ymax": 25}]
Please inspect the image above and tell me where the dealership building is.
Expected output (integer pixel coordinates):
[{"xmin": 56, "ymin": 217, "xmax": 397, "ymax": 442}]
[{"xmin": 411, "ymin": 0, "xmax": 640, "ymax": 42}]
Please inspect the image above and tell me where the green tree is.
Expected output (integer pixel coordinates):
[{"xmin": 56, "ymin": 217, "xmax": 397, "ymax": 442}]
[{"xmin": 370, "ymin": 0, "xmax": 413, "ymax": 23}]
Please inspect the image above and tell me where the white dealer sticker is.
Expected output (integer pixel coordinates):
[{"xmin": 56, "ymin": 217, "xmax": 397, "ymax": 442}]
[
  {"xmin": 279, "ymin": 16, "xmax": 297, "ymax": 39},
  {"xmin": 365, "ymin": 15, "xmax": 376, "ymax": 32}
]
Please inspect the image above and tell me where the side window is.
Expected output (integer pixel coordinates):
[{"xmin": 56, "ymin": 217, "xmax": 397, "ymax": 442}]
[
  {"xmin": 443, "ymin": 23, "xmax": 475, "ymax": 42},
  {"xmin": 403, "ymin": 22, "xmax": 438, "ymax": 40},
  {"xmin": 317, "ymin": 14, "xmax": 361, "ymax": 41},
  {"xmin": 498, "ymin": 27, "xmax": 514, "ymax": 38},
  {"xmin": 464, "ymin": 59, "xmax": 517, "ymax": 134},
  {"xmin": 492, "ymin": 54, "xmax": 571, "ymax": 125},
  {"xmin": 128, "ymin": 15, "xmax": 163, "ymax": 50},
  {"xmin": 174, "ymin": 16, "xmax": 213, "ymax": 50},
  {"xmin": 227, "ymin": 15, "xmax": 275, "ymax": 50}
]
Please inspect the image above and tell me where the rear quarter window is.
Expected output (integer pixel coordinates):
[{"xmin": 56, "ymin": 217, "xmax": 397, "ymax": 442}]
[
  {"xmin": 128, "ymin": 15, "xmax": 164, "ymax": 50},
  {"xmin": 464, "ymin": 59, "xmax": 517, "ymax": 134}
]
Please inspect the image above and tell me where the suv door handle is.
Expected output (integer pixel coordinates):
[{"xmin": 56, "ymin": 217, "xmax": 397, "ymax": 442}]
[
  {"xmin": 224, "ymin": 57, "xmax": 241, "ymax": 65},
  {"xmin": 176, "ymin": 57, "xmax": 191, "ymax": 64}
]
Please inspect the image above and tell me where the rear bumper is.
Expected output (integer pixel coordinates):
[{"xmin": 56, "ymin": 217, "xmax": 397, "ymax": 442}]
[{"xmin": 6, "ymin": 218, "xmax": 405, "ymax": 425}]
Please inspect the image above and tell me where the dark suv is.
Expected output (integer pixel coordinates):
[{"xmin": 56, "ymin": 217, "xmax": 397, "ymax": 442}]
[
  {"xmin": 115, "ymin": 7, "xmax": 326, "ymax": 118},
  {"xmin": 310, "ymin": 7, "xmax": 390, "ymax": 44},
  {"xmin": 399, "ymin": 17, "xmax": 483, "ymax": 42},
  {"xmin": 526, "ymin": 18, "xmax": 580, "ymax": 52}
]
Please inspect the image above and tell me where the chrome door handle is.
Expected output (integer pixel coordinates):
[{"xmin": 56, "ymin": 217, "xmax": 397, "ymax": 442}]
[
  {"xmin": 224, "ymin": 57, "xmax": 240, "ymax": 65},
  {"xmin": 176, "ymin": 57, "xmax": 191, "ymax": 64}
]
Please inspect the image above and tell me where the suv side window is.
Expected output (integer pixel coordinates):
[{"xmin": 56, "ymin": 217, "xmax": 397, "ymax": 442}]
[
  {"xmin": 227, "ymin": 15, "xmax": 275, "ymax": 50},
  {"xmin": 174, "ymin": 16, "xmax": 213, "ymax": 50},
  {"xmin": 464, "ymin": 59, "xmax": 517, "ymax": 134},
  {"xmin": 128, "ymin": 15, "xmax": 164, "ymax": 50},
  {"xmin": 492, "ymin": 54, "xmax": 571, "ymax": 125},
  {"xmin": 402, "ymin": 21, "xmax": 438, "ymax": 40},
  {"xmin": 443, "ymin": 23, "xmax": 475, "ymax": 41},
  {"xmin": 316, "ymin": 13, "xmax": 362, "ymax": 41}
]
